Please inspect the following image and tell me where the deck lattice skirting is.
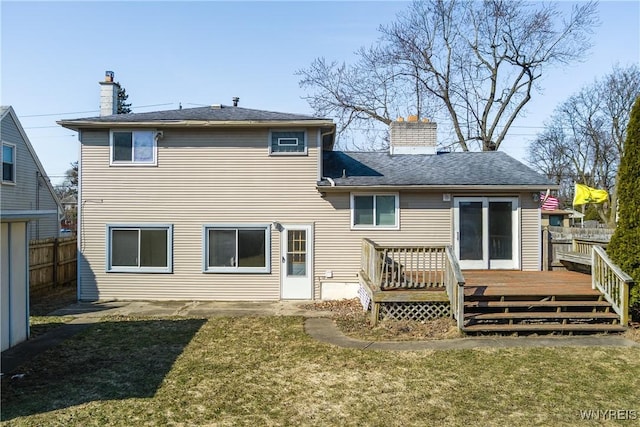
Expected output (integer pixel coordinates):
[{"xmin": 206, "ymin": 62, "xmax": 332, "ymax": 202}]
[{"xmin": 379, "ymin": 301, "xmax": 451, "ymax": 321}]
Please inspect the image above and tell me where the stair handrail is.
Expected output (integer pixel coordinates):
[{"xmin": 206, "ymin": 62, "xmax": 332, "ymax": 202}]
[
  {"xmin": 592, "ymin": 246, "xmax": 634, "ymax": 325},
  {"xmin": 444, "ymin": 246, "xmax": 465, "ymax": 329}
]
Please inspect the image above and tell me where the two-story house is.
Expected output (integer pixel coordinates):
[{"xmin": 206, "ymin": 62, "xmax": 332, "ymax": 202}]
[
  {"xmin": 58, "ymin": 73, "xmax": 554, "ymax": 302},
  {"xmin": 1, "ymin": 105, "xmax": 62, "ymax": 350}
]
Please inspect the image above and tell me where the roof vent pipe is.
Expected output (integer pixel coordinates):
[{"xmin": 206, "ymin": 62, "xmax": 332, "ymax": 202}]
[{"xmin": 232, "ymin": 97, "xmax": 239, "ymax": 107}]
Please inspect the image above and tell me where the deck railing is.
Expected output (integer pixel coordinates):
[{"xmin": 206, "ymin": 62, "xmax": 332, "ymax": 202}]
[
  {"xmin": 592, "ymin": 246, "xmax": 634, "ymax": 325},
  {"xmin": 361, "ymin": 239, "xmax": 448, "ymax": 289},
  {"xmin": 444, "ymin": 246, "xmax": 466, "ymax": 329},
  {"xmin": 360, "ymin": 239, "xmax": 465, "ymax": 327},
  {"xmin": 573, "ymin": 238, "xmax": 609, "ymax": 255}
]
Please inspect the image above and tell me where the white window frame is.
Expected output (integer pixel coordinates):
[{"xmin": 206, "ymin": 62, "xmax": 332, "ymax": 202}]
[
  {"xmin": 109, "ymin": 130, "xmax": 158, "ymax": 166},
  {"xmin": 269, "ymin": 130, "xmax": 307, "ymax": 156},
  {"xmin": 2, "ymin": 142, "xmax": 16, "ymax": 184},
  {"xmin": 106, "ymin": 224, "xmax": 173, "ymax": 273},
  {"xmin": 350, "ymin": 193, "xmax": 400, "ymax": 230},
  {"xmin": 203, "ymin": 223, "xmax": 271, "ymax": 273}
]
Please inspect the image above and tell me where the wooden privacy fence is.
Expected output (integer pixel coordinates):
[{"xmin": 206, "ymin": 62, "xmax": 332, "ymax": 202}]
[{"xmin": 29, "ymin": 237, "xmax": 77, "ymax": 297}]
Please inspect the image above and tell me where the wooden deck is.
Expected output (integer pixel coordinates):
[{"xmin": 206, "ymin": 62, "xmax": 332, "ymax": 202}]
[
  {"xmin": 461, "ymin": 270, "xmax": 625, "ymax": 334},
  {"xmin": 463, "ymin": 270, "xmax": 599, "ymax": 297}
]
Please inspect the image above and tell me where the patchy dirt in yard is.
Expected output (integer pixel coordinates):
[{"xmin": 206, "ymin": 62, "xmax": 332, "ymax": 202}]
[
  {"xmin": 302, "ymin": 298, "xmax": 462, "ymax": 341},
  {"xmin": 625, "ymin": 323, "xmax": 640, "ymax": 343}
]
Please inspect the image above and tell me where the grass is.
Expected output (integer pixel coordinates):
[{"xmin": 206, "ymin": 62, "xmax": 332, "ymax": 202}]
[
  {"xmin": 29, "ymin": 284, "xmax": 76, "ymax": 316},
  {"xmin": 29, "ymin": 316, "xmax": 74, "ymax": 338},
  {"xmin": 2, "ymin": 315, "xmax": 639, "ymax": 426}
]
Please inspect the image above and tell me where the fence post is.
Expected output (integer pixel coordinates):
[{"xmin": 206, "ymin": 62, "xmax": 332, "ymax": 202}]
[
  {"xmin": 53, "ymin": 237, "xmax": 59, "ymax": 287},
  {"xmin": 542, "ymin": 226, "xmax": 550, "ymax": 271}
]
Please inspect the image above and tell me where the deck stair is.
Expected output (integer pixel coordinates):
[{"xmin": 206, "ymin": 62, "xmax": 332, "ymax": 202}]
[{"xmin": 462, "ymin": 274, "xmax": 626, "ymax": 335}]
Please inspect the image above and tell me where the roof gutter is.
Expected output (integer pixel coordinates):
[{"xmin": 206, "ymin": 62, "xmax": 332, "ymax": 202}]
[
  {"xmin": 316, "ymin": 184, "xmax": 559, "ymax": 192},
  {"xmin": 57, "ymin": 119, "xmax": 335, "ymax": 131}
]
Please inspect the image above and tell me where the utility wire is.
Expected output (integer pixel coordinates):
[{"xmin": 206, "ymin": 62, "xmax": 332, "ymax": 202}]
[{"xmin": 20, "ymin": 102, "xmax": 176, "ymax": 118}]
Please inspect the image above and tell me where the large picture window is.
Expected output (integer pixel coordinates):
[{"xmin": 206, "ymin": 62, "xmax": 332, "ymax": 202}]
[
  {"xmin": 204, "ymin": 224, "xmax": 270, "ymax": 273},
  {"xmin": 351, "ymin": 193, "xmax": 399, "ymax": 229},
  {"xmin": 107, "ymin": 225, "xmax": 172, "ymax": 272},
  {"xmin": 269, "ymin": 130, "xmax": 307, "ymax": 155},
  {"xmin": 2, "ymin": 143, "xmax": 16, "ymax": 183},
  {"xmin": 110, "ymin": 130, "xmax": 157, "ymax": 165}
]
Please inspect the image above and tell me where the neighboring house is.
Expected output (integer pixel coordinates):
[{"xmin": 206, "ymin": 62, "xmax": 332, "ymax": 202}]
[
  {"xmin": 541, "ymin": 209, "xmax": 572, "ymax": 227},
  {"xmin": 60, "ymin": 194, "xmax": 78, "ymax": 233},
  {"xmin": 57, "ymin": 73, "xmax": 555, "ymax": 302},
  {"xmin": 1, "ymin": 106, "xmax": 62, "ymax": 241},
  {"xmin": 1, "ymin": 106, "xmax": 62, "ymax": 350}
]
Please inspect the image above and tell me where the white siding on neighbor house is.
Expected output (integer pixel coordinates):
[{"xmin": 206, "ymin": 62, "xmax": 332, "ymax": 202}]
[
  {"xmin": 79, "ymin": 126, "xmax": 545, "ymax": 301},
  {"xmin": 1, "ymin": 112, "xmax": 59, "ymax": 240}
]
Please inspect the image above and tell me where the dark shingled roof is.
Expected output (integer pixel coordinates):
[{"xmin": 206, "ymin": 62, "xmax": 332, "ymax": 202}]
[
  {"xmin": 321, "ymin": 151, "xmax": 554, "ymax": 187},
  {"xmin": 64, "ymin": 105, "xmax": 327, "ymax": 123}
]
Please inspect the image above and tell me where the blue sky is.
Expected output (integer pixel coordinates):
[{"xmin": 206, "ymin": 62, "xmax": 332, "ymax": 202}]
[{"xmin": 2, "ymin": 1, "xmax": 639, "ymax": 185}]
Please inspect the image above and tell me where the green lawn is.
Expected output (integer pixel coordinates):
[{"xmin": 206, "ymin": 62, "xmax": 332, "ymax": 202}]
[{"xmin": 2, "ymin": 316, "xmax": 639, "ymax": 426}]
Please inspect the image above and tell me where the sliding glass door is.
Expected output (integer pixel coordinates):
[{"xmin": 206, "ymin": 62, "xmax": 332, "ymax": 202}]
[{"xmin": 454, "ymin": 197, "xmax": 519, "ymax": 269}]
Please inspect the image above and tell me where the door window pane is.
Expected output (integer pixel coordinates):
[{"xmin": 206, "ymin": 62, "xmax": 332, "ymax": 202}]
[
  {"xmin": 111, "ymin": 229, "xmax": 139, "ymax": 266},
  {"xmin": 287, "ymin": 230, "xmax": 307, "ymax": 276},
  {"xmin": 459, "ymin": 201, "xmax": 483, "ymax": 260},
  {"xmin": 376, "ymin": 196, "xmax": 396, "ymax": 226},
  {"xmin": 489, "ymin": 202, "xmax": 512, "ymax": 260}
]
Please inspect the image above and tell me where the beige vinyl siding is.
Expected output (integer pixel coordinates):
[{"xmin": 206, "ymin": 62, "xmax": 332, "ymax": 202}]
[
  {"xmin": 79, "ymin": 126, "xmax": 544, "ymax": 301},
  {"xmin": 520, "ymin": 194, "xmax": 541, "ymax": 271},
  {"xmin": 312, "ymin": 192, "xmax": 452, "ymax": 297},
  {"xmin": 80, "ymin": 128, "xmax": 323, "ymax": 301},
  {"xmin": 1, "ymin": 113, "xmax": 59, "ymax": 240}
]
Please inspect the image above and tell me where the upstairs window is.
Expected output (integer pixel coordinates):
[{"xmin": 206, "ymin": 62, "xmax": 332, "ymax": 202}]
[
  {"xmin": 2, "ymin": 143, "xmax": 16, "ymax": 183},
  {"xmin": 110, "ymin": 130, "xmax": 156, "ymax": 165},
  {"xmin": 351, "ymin": 193, "xmax": 399, "ymax": 229},
  {"xmin": 270, "ymin": 130, "xmax": 307, "ymax": 155}
]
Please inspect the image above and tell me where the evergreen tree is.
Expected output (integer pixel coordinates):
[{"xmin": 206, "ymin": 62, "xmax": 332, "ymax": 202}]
[
  {"xmin": 117, "ymin": 84, "xmax": 132, "ymax": 114},
  {"xmin": 607, "ymin": 96, "xmax": 640, "ymax": 319}
]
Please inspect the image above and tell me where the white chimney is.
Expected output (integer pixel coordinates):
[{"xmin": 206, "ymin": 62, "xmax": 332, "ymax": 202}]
[
  {"xmin": 389, "ymin": 116, "xmax": 437, "ymax": 155},
  {"xmin": 99, "ymin": 71, "xmax": 121, "ymax": 116}
]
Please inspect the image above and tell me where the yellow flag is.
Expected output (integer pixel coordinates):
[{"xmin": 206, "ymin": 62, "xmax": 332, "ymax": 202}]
[{"xmin": 573, "ymin": 183, "xmax": 609, "ymax": 206}]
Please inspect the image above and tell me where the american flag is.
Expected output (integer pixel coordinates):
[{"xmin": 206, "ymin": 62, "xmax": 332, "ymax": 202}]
[{"xmin": 541, "ymin": 193, "xmax": 559, "ymax": 211}]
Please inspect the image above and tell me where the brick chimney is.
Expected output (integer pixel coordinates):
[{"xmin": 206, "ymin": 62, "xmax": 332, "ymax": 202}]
[
  {"xmin": 389, "ymin": 116, "xmax": 437, "ymax": 155},
  {"xmin": 99, "ymin": 71, "xmax": 121, "ymax": 116}
]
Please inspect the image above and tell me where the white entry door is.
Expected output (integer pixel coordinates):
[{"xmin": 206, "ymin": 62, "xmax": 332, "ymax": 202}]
[
  {"xmin": 281, "ymin": 224, "xmax": 313, "ymax": 299},
  {"xmin": 454, "ymin": 197, "xmax": 519, "ymax": 270}
]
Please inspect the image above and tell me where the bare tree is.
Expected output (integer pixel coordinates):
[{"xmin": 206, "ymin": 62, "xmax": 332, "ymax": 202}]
[
  {"xmin": 299, "ymin": 0, "xmax": 598, "ymax": 151},
  {"xmin": 528, "ymin": 64, "xmax": 640, "ymax": 226}
]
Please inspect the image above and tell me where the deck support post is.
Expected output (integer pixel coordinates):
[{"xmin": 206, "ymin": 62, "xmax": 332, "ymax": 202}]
[{"xmin": 370, "ymin": 302, "xmax": 380, "ymax": 325}]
